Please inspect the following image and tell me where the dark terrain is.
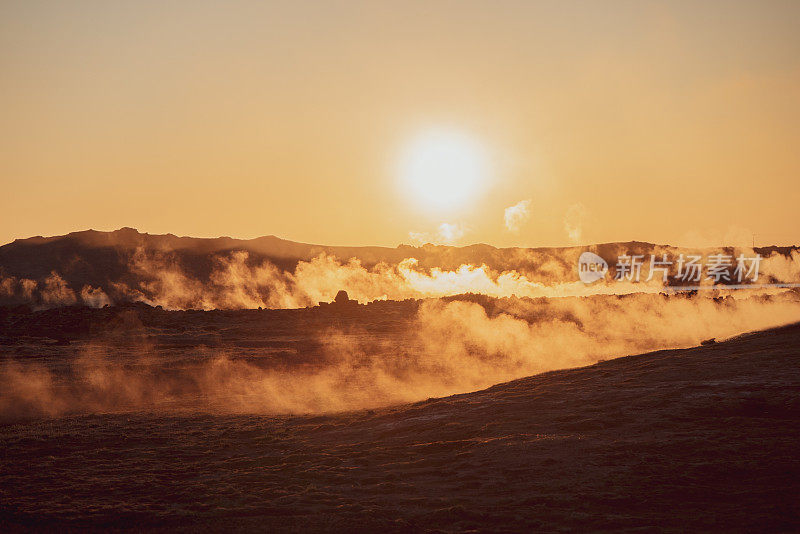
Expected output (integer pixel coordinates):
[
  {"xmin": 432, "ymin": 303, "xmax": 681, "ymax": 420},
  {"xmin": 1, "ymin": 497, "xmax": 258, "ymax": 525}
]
[{"xmin": 1, "ymin": 316, "xmax": 798, "ymax": 531}]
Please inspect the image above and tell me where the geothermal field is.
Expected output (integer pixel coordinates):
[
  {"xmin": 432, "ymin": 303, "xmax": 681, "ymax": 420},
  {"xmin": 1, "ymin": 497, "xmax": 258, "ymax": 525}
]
[
  {"xmin": 1, "ymin": 230, "xmax": 800, "ymax": 530},
  {"xmin": 5, "ymin": 1, "xmax": 800, "ymax": 530}
]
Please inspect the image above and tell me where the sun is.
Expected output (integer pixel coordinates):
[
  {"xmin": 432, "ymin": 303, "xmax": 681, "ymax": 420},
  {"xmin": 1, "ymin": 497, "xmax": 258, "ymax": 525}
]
[{"xmin": 398, "ymin": 129, "xmax": 489, "ymax": 211}]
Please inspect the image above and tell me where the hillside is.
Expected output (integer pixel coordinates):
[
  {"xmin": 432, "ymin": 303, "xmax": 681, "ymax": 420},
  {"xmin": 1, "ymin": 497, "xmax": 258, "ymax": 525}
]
[{"xmin": 1, "ymin": 322, "xmax": 799, "ymax": 531}]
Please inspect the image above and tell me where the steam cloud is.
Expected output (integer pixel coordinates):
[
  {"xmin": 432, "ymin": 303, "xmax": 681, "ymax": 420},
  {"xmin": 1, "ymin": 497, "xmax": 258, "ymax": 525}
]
[
  {"xmin": 409, "ymin": 222, "xmax": 466, "ymax": 245},
  {"xmin": 504, "ymin": 199, "xmax": 532, "ymax": 233},
  {"xmin": 564, "ymin": 203, "xmax": 587, "ymax": 244},
  {"xmin": 2, "ymin": 289, "xmax": 799, "ymax": 420},
  {"xmin": 2, "ymin": 245, "xmax": 800, "ymax": 311}
]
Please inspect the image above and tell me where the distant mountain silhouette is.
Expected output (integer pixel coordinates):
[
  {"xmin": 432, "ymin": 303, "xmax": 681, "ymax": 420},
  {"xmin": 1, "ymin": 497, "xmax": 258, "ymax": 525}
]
[
  {"xmin": 0, "ymin": 227, "xmax": 670, "ymax": 275},
  {"xmin": 0, "ymin": 228, "xmax": 796, "ymax": 309}
]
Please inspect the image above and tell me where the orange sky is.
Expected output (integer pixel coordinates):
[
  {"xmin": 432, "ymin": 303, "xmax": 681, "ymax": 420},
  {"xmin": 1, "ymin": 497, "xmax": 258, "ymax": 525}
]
[{"xmin": 1, "ymin": 1, "xmax": 799, "ymax": 248}]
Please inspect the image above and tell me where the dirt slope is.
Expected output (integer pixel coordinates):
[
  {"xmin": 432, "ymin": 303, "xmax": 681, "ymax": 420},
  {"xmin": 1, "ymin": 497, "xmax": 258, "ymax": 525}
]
[{"xmin": 1, "ymin": 323, "xmax": 799, "ymax": 532}]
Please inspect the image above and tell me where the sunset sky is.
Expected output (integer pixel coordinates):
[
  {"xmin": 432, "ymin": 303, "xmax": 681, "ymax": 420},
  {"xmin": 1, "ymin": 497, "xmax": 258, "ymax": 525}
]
[{"xmin": 1, "ymin": 0, "xmax": 799, "ymax": 248}]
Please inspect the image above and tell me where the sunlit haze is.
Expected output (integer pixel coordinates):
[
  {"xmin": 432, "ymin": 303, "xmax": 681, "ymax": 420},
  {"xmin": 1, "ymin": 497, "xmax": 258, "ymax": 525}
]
[{"xmin": 1, "ymin": 0, "xmax": 799, "ymax": 247}]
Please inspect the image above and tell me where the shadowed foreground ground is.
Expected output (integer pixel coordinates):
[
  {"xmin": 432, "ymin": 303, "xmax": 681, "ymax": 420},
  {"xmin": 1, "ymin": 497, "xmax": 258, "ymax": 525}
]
[{"xmin": 1, "ymin": 323, "xmax": 799, "ymax": 532}]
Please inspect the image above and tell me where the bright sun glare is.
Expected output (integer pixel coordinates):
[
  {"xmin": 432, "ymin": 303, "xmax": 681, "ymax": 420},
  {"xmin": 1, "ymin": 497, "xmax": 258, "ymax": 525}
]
[{"xmin": 399, "ymin": 129, "xmax": 489, "ymax": 211}]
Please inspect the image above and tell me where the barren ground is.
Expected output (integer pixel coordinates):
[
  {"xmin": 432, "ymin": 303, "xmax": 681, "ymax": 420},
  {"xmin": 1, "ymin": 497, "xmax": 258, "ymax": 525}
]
[{"xmin": 0, "ymin": 305, "xmax": 798, "ymax": 531}]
